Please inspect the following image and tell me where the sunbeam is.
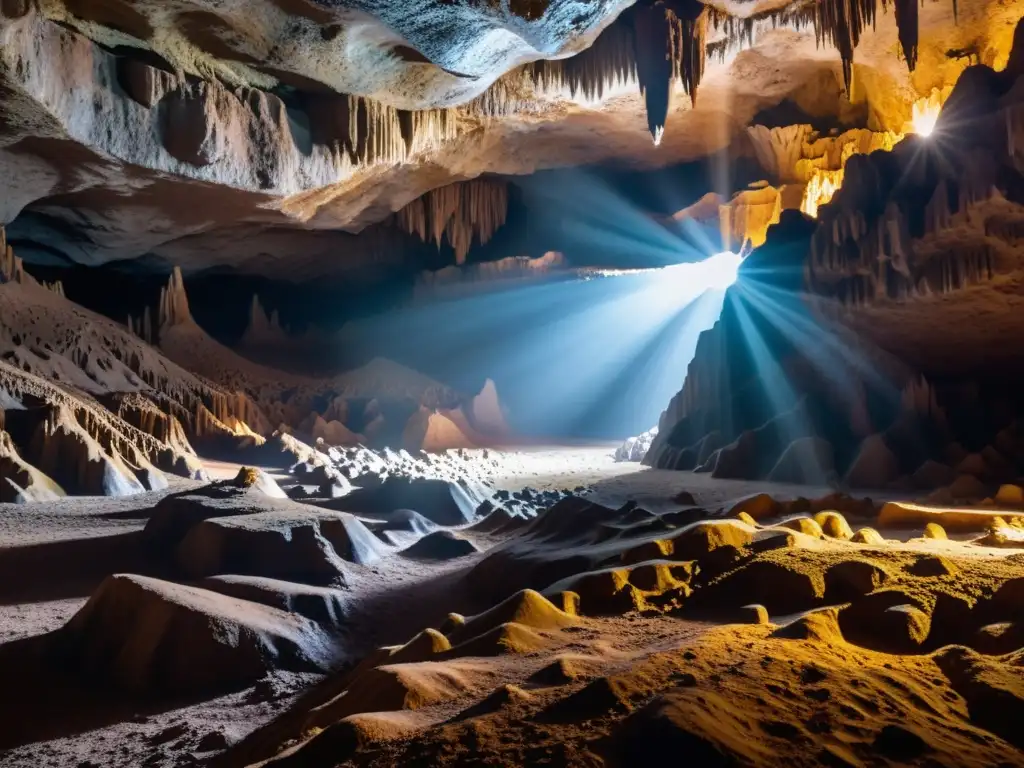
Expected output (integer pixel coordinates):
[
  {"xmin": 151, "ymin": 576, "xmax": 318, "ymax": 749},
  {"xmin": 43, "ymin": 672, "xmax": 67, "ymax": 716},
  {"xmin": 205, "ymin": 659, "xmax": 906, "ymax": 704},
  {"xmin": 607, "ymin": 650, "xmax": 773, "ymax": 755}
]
[{"xmin": 334, "ymin": 251, "xmax": 739, "ymax": 439}]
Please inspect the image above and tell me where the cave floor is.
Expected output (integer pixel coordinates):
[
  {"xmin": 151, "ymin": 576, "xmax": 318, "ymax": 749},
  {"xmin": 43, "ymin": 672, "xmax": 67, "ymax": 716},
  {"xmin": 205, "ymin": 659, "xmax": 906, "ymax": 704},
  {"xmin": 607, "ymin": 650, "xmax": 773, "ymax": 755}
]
[{"xmin": 0, "ymin": 446, "xmax": 995, "ymax": 768}]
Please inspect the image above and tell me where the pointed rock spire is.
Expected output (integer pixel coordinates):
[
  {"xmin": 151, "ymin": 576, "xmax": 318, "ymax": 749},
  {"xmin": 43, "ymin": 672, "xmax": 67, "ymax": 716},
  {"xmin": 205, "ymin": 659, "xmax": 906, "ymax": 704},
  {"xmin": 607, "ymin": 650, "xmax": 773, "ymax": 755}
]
[{"xmin": 158, "ymin": 267, "xmax": 192, "ymax": 329}]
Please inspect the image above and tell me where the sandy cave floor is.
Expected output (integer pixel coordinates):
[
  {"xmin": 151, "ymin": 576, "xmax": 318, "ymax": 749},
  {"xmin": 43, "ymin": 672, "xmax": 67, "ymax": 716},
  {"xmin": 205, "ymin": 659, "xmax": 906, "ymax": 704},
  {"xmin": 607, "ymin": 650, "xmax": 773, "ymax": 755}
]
[{"xmin": 1, "ymin": 444, "xmax": 1022, "ymax": 768}]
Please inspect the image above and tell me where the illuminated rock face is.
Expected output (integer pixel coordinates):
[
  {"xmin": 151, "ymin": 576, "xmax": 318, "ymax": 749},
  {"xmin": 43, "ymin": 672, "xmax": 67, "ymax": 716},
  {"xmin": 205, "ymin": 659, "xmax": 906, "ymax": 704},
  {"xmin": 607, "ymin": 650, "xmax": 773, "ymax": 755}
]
[
  {"xmin": 647, "ymin": 26, "xmax": 1024, "ymax": 490},
  {"xmin": 0, "ymin": 0, "xmax": 1015, "ymax": 277}
]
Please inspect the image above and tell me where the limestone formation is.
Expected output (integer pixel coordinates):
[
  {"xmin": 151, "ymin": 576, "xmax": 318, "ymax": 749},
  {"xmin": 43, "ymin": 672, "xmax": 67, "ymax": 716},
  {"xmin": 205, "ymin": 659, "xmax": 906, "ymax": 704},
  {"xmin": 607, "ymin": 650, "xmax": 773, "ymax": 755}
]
[
  {"xmin": 395, "ymin": 180, "xmax": 509, "ymax": 265},
  {"xmin": 0, "ymin": 429, "xmax": 63, "ymax": 503},
  {"xmin": 0, "ymin": 0, "xmax": 1000, "ymax": 276},
  {"xmin": 468, "ymin": 379, "xmax": 510, "ymax": 438},
  {"xmin": 158, "ymin": 267, "xmax": 193, "ymax": 330}
]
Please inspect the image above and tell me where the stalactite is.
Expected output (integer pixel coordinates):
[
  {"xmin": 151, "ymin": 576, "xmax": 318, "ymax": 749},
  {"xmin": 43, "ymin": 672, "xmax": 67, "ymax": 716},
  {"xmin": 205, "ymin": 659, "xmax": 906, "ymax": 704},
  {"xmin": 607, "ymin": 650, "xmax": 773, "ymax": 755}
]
[
  {"xmin": 630, "ymin": 3, "xmax": 679, "ymax": 143},
  {"xmin": 529, "ymin": 15, "xmax": 636, "ymax": 101},
  {"xmin": 395, "ymin": 180, "xmax": 509, "ymax": 265},
  {"xmin": 465, "ymin": 71, "xmax": 536, "ymax": 117},
  {"xmin": 893, "ymin": 0, "xmax": 919, "ymax": 71},
  {"xmin": 667, "ymin": 1, "xmax": 708, "ymax": 107},
  {"xmin": 813, "ymin": 0, "xmax": 879, "ymax": 93},
  {"xmin": 809, "ymin": 0, "xmax": 957, "ymax": 92}
]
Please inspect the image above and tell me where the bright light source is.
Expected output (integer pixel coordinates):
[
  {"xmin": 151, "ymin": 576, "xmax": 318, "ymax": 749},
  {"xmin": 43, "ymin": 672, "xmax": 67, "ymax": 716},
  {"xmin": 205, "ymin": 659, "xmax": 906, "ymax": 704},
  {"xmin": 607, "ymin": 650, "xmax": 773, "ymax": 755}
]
[
  {"xmin": 911, "ymin": 99, "xmax": 940, "ymax": 138},
  {"xmin": 699, "ymin": 250, "xmax": 743, "ymax": 291}
]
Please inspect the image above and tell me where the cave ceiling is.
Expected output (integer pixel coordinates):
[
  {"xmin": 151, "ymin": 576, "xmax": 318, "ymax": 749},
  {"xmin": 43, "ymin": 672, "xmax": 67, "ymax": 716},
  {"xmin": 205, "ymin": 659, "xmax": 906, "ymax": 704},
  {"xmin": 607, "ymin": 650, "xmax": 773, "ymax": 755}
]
[{"xmin": 0, "ymin": 0, "xmax": 1019, "ymax": 279}]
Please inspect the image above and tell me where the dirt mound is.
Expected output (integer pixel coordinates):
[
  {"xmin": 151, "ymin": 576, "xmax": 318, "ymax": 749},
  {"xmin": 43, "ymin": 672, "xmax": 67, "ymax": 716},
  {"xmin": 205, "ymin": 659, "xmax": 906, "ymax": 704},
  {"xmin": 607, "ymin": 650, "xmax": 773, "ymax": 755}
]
[
  {"xmin": 693, "ymin": 556, "xmax": 825, "ymax": 617},
  {"xmin": 466, "ymin": 504, "xmax": 522, "ymax": 533},
  {"xmin": 528, "ymin": 655, "xmax": 604, "ymax": 687},
  {"xmin": 220, "ymin": 482, "xmax": 1024, "ymax": 768},
  {"xmin": 879, "ymin": 501, "xmax": 1024, "ymax": 532},
  {"xmin": 934, "ymin": 646, "xmax": 1024, "ymax": 750},
  {"xmin": 448, "ymin": 589, "xmax": 578, "ymax": 646},
  {"xmin": 401, "ymin": 530, "xmax": 479, "ymax": 560},
  {"xmin": 304, "ymin": 660, "xmax": 483, "ymax": 733},
  {"xmin": 823, "ymin": 559, "xmax": 891, "ymax": 601},
  {"xmin": 177, "ymin": 508, "xmax": 383, "ymax": 583},
  {"xmin": 261, "ymin": 711, "xmax": 422, "ymax": 767},
  {"xmin": 613, "ymin": 687, "xmax": 773, "ymax": 765},
  {"xmin": 813, "ymin": 510, "xmax": 853, "ymax": 539},
  {"xmin": 60, "ymin": 574, "xmax": 335, "ymax": 694}
]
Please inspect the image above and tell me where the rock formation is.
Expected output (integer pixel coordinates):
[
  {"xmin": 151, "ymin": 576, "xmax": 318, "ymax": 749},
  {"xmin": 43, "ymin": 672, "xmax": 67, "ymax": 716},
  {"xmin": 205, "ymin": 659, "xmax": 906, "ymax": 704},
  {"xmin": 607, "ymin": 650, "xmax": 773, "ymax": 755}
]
[
  {"xmin": 647, "ymin": 26, "xmax": 1024, "ymax": 498},
  {"xmin": 468, "ymin": 379, "xmax": 511, "ymax": 439},
  {"xmin": 1, "ymin": 0, "xmax": 1002, "ymax": 276},
  {"xmin": 395, "ymin": 179, "xmax": 509, "ymax": 265}
]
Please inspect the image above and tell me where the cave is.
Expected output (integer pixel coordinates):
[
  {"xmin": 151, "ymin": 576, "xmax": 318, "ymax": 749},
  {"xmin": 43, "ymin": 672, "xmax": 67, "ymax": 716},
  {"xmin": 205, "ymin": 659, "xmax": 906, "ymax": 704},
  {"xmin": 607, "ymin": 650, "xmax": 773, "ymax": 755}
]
[{"xmin": 2, "ymin": 1, "xmax": 1024, "ymax": 766}]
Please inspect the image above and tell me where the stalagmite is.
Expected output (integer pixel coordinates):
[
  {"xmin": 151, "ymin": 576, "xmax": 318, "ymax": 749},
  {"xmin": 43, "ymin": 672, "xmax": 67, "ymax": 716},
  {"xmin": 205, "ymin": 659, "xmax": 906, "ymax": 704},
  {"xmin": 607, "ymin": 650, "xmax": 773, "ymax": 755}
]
[
  {"xmin": 240, "ymin": 294, "xmax": 288, "ymax": 347},
  {"xmin": 158, "ymin": 267, "xmax": 192, "ymax": 329},
  {"xmin": 395, "ymin": 180, "xmax": 509, "ymax": 265},
  {"xmin": 901, "ymin": 375, "xmax": 946, "ymax": 429},
  {"xmin": 0, "ymin": 227, "xmax": 25, "ymax": 285},
  {"xmin": 801, "ymin": 169, "xmax": 845, "ymax": 218}
]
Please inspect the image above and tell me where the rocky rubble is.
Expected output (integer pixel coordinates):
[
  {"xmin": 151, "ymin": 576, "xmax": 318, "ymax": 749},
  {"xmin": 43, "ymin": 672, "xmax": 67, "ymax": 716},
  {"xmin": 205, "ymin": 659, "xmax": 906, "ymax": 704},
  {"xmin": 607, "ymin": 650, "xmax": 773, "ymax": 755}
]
[{"xmin": 614, "ymin": 427, "xmax": 658, "ymax": 462}]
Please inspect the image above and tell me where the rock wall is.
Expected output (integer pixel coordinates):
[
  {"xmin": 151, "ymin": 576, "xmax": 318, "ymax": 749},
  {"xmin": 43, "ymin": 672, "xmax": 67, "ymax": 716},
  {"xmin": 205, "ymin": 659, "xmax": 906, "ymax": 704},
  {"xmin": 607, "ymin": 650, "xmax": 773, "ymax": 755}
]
[{"xmin": 646, "ymin": 25, "xmax": 1024, "ymax": 499}]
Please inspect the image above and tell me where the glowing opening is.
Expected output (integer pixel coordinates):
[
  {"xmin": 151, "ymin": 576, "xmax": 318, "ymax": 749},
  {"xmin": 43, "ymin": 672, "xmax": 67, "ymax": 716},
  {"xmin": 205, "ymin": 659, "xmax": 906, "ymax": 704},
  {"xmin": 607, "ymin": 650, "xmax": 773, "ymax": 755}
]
[
  {"xmin": 911, "ymin": 94, "xmax": 944, "ymax": 138},
  {"xmin": 912, "ymin": 104, "xmax": 939, "ymax": 137},
  {"xmin": 699, "ymin": 250, "xmax": 743, "ymax": 291}
]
